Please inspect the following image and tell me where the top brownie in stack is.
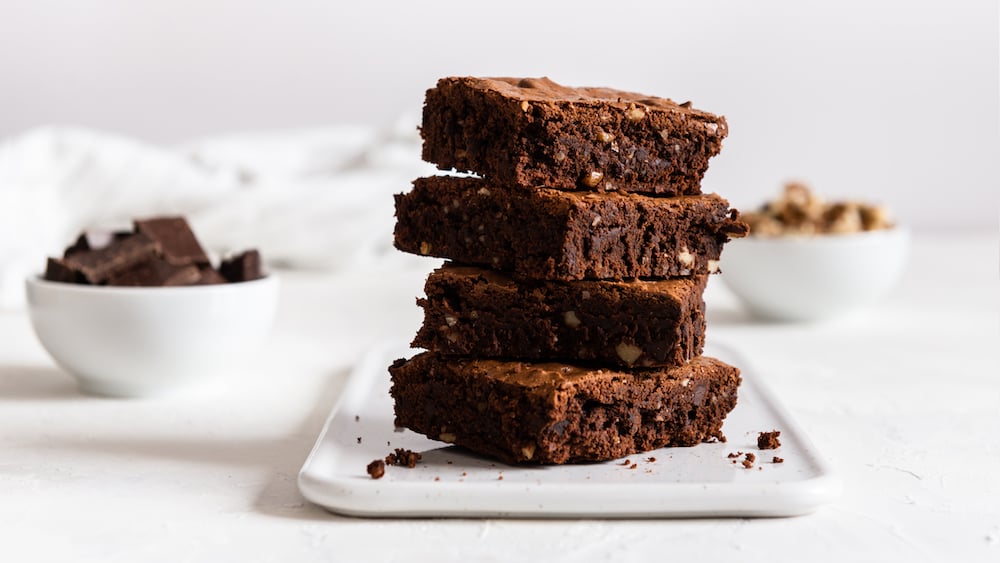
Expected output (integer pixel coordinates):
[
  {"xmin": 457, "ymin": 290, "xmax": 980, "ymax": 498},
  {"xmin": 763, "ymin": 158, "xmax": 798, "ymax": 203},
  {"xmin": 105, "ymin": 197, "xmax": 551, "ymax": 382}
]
[{"xmin": 421, "ymin": 76, "xmax": 728, "ymax": 195}]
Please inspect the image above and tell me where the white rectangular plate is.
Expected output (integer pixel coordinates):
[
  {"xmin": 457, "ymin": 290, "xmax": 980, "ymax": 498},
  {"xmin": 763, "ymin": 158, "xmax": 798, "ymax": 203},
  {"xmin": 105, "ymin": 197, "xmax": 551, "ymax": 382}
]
[{"xmin": 298, "ymin": 343, "xmax": 839, "ymax": 518}]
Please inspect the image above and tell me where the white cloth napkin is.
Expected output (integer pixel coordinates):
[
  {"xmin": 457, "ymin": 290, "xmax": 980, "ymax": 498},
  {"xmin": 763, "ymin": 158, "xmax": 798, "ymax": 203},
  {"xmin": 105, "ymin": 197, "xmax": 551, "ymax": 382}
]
[{"xmin": 0, "ymin": 117, "xmax": 436, "ymax": 308}]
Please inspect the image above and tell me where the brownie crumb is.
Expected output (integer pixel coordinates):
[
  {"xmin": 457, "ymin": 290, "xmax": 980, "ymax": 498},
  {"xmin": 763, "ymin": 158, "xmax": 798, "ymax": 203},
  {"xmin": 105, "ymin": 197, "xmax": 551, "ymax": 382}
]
[
  {"xmin": 462, "ymin": 471, "xmax": 468, "ymax": 477},
  {"xmin": 434, "ymin": 476, "xmax": 440, "ymax": 481},
  {"xmin": 366, "ymin": 460, "xmax": 385, "ymax": 479},
  {"xmin": 757, "ymin": 430, "xmax": 782, "ymax": 450},
  {"xmin": 620, "ymin": 459, "xmax": 631, "ymax": 466},
  {"xmin": 498, "ymin": 474, "xmax": 504, "ymax": 481},
  {"xmin": 727, "ymin": 451, "xmax": 743, "ymax": 459},
  {"xmin": 746, "ymin": 452, "xmax": 756, "ymax": 463},
  {"xmin": 629, "ymin": 463, "xmax": 638, "ymax": 470},
  {"xmin": 742, "ymin": 452, "xmax": 756, "ymax": 469},
  {"xmin": 385, "ymin": 448, "xmax": 422, "ymax": 468},
  {"xmin": 356, "ymin": 437, "xmax": 362, "ymax": 444},
  {"xmin": 354, "ymin": 415, "xmax": 360, "ymax": 422},
  {"xmin": 742, "ymin": 459, "xmax": 754, "ymax": 469},
  {"xmin": 773, "ymin": 456, "xmax": 784, "ymax": 464},
  {"xmin": 758, "ymin": 466, "xmax": 763, "ymax": 471},
  {"xmin": 646, "ymin": 457, "xmax": 657, "ymax": 463}
]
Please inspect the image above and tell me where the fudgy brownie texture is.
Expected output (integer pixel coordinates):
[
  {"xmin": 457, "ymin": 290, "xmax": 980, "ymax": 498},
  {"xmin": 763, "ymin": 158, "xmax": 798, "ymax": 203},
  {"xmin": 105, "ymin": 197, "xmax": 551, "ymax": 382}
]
[
  {"xmin": 394, "ymin": 176, "xmax": 748, "ymax": 281},
  {"xmin": 421, "ymin": 77, "xmax": 728, "ymax": 195},
  {"xmin": 413, "ymin": 264, "xmax": 707, "ymax": 367},
  {"xmin": 389, "ymin": 353, "xmax": 741, "ymax": 465}
]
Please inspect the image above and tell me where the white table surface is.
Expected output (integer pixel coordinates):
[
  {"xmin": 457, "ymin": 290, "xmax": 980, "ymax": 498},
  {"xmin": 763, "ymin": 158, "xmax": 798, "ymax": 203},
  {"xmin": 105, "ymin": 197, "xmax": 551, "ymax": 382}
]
[{"xmin": 2, "ymin": 232, "xmax": 997, "ymax": 562}]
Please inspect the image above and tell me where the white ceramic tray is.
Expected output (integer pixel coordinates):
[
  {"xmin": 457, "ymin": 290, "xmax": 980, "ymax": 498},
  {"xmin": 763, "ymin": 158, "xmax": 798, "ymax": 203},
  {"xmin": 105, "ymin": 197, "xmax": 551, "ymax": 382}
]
[{"xmin": 298, "ymin": 343, "xmax": 840, "ymax": 518}]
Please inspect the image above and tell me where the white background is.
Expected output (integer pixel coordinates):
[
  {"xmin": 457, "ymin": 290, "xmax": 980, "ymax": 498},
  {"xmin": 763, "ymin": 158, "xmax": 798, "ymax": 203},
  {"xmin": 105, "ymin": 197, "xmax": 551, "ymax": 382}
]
[{"xmin": 1, "ymin": 0, "xmax": 997, "ymax": 231}]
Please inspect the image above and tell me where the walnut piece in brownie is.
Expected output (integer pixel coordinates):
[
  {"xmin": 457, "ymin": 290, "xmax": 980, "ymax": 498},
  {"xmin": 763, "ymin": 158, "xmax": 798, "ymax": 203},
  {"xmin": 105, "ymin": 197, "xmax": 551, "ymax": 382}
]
[
  {"xmin": 414, "ymin": 264, "xmax": 707, "ymax": 367},
  {"xmin": 757, "ymin": 430, "xmax": 782, "ymax": 450},
  {"xmin": 390, "ymin": 353, "xmax": 741, "ymax": 465},
  {"xmin": 394, "ymin": 176, "xmax": 748, "ymax": 281},
  {"xmin": 366, "ymin": 459, "xmax": 385, "ymax": 479},
  {"xmin": 421, "ymin": 76, "xmax": 728, "ymax": 195}
]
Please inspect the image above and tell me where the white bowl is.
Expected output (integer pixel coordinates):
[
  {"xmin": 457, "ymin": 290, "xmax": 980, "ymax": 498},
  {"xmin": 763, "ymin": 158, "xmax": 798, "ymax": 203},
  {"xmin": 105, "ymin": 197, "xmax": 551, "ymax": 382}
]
[
  {"xmin": 719, "ymin": 228, "xmax": 909, "ymax": 322},
  {"xmin": 25, "ymin": 276, "xmax": 278, "ymax": 397}
]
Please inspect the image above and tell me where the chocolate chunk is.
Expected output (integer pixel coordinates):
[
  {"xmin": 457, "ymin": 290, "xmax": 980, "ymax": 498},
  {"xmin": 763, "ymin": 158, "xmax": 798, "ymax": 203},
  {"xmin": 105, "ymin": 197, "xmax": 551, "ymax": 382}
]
[
  {"xmin": 219, "ymin": 250, "xmax": 263, "ymax": 283},
  {"xmin": 106, "ymin": 258, "xmax": 202, "ymax": 287},
  {"xmin": 194, "ymin": 266, "xmax": 228, "ymax": 285},
  {"xmin": 62, "ymin": 233, "xmax": 160, "ymax": 284},
  {"xmin": 44, "ymin": 258, "xmax": 84, "ymax": 284},
  {"xmin": 63, "ymin": 234, "xmax": 91, "ymax": 258},
  {"xmin": 45, "ymin": 216, "xmax": 263, "ymax": 288},
  {"xmin": 134, "ymin": 217, "xmax": 210, "ymax": 266}
]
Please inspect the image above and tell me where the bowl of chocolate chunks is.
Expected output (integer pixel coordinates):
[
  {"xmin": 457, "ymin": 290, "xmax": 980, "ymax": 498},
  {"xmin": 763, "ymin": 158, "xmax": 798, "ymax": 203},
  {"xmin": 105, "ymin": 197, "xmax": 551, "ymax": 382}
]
[
  {"xmin": 26, "ymin": 217, "xmax": 277, "ymax": 397},
  {"xmin": 720, "ymin": 183, "xmax": 908, "ymax": 322}
]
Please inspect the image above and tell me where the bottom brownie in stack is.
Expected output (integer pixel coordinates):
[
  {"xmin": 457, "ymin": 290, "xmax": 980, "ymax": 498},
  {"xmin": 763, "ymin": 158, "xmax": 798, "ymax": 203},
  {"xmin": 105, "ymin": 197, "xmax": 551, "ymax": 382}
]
[{"xmin": 389, "ymin": 353, "xmax": 741, "ymax": 465}]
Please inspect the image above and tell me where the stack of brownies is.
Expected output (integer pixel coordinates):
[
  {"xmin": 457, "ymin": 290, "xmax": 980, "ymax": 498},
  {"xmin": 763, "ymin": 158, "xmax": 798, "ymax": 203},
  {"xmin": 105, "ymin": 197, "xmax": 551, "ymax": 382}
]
[{"xmin": 389, "ymin": 77, "xmax": 749, "ymax": 464}]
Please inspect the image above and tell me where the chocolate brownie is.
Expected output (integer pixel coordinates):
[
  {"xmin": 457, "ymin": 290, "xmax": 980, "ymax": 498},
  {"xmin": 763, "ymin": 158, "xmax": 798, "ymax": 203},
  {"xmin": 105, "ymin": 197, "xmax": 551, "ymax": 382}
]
[
  {"xmin": 389, "ymin": 353, "xmax": 741, "ymax": 465},
  {"xmin": 413, "ymin": 264, "xmax": 707, "ymax": 367},
  {"xmin": 421, "ymin": 77, "xmax": 728, "ymax": 195},
  {"xmin": 394, "ymin": 176, "xmax": 748, "ymax": 280}
]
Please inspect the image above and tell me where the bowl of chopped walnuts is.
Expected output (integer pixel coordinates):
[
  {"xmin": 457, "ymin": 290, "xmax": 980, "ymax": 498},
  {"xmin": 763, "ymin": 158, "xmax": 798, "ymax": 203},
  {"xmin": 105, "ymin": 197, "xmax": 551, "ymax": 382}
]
[{"xmin": 720, "ymin": 182, "xmax": 909, "ymax": 322}]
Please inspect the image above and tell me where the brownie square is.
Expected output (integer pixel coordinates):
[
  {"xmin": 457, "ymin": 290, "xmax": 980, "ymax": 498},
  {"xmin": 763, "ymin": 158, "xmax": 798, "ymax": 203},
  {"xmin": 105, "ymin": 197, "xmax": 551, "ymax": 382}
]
[
  {"xmin": 390, "ymin": 353, "xmax": 741, "ymax": 465},
  {"xmin": 393, "ymin": 176, "xmax": 748, "ymax": 281},
  {"xmin": 421, "ymin": 76, "xmax": 728, "ymax": 195},
  {"xmin": 414, "ymin": 264, "xmax": 707, "ymax": 367}
]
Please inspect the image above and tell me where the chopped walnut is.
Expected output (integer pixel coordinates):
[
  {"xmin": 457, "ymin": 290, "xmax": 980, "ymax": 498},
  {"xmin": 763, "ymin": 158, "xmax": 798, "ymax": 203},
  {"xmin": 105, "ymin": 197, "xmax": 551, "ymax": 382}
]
[
  {"xmin": 366, "ymin": 459, "xmax": 385, "ymax": 479},
  {"xmin": 743, "ymin": 182, "xmax": 894, "ymax": 236}
]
